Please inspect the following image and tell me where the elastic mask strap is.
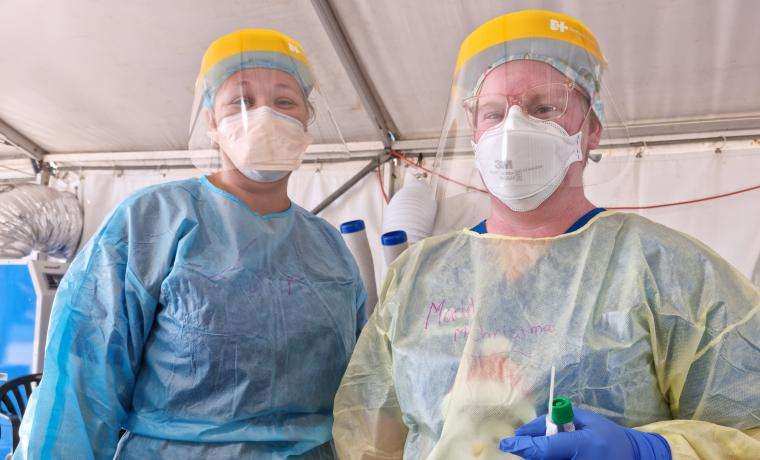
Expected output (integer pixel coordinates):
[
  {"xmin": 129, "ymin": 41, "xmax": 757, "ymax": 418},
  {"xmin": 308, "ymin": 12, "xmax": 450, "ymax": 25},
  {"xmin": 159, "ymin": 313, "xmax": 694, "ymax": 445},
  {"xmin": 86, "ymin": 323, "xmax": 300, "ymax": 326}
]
[{"xmin": 565, "ymin": 102, "xmax": 594, "ymax": 164}]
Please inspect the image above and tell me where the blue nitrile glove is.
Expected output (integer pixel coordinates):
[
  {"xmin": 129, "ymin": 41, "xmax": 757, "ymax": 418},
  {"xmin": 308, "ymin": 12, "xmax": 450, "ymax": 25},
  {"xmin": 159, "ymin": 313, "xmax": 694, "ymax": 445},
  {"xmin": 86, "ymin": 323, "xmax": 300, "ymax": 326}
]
[{"xmin": 498, "ymin": 408, "xmax": 671, "ymax": 460}]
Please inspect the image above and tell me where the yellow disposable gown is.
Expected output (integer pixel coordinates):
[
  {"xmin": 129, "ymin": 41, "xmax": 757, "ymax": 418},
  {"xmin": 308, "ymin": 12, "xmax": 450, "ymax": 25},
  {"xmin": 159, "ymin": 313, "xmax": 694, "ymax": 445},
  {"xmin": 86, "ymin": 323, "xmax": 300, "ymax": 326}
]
[{"xmin": 333, "ymin": 211, "xmax": 760, "ymax": 459}]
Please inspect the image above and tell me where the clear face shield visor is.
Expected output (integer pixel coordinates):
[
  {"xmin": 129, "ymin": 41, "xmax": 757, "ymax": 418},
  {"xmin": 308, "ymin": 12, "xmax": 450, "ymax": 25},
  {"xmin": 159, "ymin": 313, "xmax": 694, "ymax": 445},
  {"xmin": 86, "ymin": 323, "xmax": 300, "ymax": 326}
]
[
  {"xmin": 187, "ymin": 30, "xmax": 344, "ymax": 180},
  {"xmin": 428, "ymin": 18, "xmax": 629, "ymax": 212}
]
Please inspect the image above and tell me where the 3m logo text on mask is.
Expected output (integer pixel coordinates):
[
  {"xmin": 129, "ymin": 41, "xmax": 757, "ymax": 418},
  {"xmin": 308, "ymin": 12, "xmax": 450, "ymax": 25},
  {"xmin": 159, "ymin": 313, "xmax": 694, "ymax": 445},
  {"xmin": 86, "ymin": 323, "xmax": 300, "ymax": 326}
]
[
  {"xmin": 495, "ymin": 160, "xmax": 514, "ymax": 170},
  {"xmin": 492, "ymin": 160, "xmax": 544, "ymax": 182}
]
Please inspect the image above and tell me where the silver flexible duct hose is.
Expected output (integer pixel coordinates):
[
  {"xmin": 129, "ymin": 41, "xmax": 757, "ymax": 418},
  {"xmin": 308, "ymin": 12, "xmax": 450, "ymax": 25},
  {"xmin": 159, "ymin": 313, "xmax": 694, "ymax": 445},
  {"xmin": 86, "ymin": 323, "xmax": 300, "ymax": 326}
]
[{"xmin": 0, "ymin": 185, "xmax": 83, "ymax": 260}]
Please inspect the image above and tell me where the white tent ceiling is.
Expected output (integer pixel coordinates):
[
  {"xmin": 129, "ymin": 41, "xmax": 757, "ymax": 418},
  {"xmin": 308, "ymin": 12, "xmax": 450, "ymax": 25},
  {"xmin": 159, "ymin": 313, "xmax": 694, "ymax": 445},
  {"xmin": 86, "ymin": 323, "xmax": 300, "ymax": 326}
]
[
  {"xmin": 1, "ymin": 0, "xmax": 759, "ymax": 167},
  {"xmin": 335, "ymin": 0, "xmax": 760, "ymax": 142}
]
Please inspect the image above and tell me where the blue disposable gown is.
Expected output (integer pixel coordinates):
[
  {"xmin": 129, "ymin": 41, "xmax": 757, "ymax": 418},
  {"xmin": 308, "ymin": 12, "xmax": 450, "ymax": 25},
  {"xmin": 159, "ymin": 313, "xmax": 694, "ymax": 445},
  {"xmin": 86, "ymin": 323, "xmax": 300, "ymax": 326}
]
[{"xmin": 15, "ymin": 176, "xmax": 367, "ymax": 459}]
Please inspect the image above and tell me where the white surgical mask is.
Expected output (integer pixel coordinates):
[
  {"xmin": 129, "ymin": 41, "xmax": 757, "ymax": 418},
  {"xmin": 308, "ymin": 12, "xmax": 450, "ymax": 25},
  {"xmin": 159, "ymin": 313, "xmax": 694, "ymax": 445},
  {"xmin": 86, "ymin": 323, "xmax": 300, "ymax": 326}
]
[
  {"xmin": 212, "ymin": 106, "xmax": 313, "ymax": 182},
  {"xmin": 473, "ymin": 105, "xmax": 583, "ymax": 212}
]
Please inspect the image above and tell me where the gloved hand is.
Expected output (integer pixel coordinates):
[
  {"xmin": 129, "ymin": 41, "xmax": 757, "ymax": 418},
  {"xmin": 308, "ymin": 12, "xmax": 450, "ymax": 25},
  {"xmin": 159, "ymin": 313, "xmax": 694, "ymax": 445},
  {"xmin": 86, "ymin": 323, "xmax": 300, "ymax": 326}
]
[{"xmin": 498, "ymin": 408, "xmax": 671, "ymax": 460}]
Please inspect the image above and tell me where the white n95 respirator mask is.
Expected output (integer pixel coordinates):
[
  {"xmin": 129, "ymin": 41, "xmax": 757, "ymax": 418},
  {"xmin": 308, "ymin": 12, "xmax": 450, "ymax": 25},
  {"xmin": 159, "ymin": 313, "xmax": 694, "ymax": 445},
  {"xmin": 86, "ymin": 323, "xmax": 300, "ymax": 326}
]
[
  {"xmin": 212, "ymin": 106, "xmax": 313, "ymax": 183},
  {"xmin": 473, "ymin": 105, "xmax": 584, "ymax": 212}
]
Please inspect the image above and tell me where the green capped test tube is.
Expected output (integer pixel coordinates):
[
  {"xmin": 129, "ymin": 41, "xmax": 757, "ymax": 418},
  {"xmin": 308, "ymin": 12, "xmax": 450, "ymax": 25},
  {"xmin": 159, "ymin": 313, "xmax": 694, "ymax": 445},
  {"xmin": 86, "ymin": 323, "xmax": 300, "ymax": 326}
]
[{"xmin": 550, "ymin": 397, "xmax": 575, "ymax": 433}]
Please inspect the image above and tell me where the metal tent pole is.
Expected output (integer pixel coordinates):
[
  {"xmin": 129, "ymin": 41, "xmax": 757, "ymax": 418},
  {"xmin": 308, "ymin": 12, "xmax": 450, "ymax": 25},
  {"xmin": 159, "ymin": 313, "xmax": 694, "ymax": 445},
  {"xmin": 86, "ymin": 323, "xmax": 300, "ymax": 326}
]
[{"xmin": 310, "ymin": 152, "xmax": 392, "ymax": 215}]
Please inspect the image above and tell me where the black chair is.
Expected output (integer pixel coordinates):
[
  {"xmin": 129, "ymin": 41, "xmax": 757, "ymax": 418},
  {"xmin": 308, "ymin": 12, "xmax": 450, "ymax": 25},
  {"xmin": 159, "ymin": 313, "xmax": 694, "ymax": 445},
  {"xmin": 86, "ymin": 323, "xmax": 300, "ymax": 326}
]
[{"xmin": 0, "ymin": 373, "xmax": 42, "ymax": 452}]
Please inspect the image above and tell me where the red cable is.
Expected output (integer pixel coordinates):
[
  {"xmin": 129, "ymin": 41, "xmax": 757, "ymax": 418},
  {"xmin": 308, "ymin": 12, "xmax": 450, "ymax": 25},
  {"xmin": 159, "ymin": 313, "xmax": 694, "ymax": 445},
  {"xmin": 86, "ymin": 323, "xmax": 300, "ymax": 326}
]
[
  {"xmin": 608, "ymin": 183, "xmax": 760, "ymax": 210},
  {"xmin": 389, "ymin": 150, "xmax": 488, "ymax": 193},
  {"xmin": 387, "ymin": 150, "xmax": 760, "ymax": 210}
]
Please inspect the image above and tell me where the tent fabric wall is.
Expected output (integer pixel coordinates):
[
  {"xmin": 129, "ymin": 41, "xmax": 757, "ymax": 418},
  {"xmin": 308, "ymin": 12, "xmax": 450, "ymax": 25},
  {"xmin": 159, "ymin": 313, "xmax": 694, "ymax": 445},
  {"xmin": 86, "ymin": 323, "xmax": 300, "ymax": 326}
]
[
  {"xmin": 65, "ymin": 146, "xmax": 759, "ymax": 295},
  {"xmin": 586, "ymin": 148, "xmax": 760, "ymax": 279}
]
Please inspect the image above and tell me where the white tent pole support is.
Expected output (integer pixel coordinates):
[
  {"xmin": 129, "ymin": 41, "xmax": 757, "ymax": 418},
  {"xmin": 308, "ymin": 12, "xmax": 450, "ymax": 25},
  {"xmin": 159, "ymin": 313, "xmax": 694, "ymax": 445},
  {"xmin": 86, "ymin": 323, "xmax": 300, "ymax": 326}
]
[
  {"xmin": 605, "ymin": 111, "xmax": 760, "ymax": 129},
  {"xmin": 392, "ymin": 129, "xmax": 760, "ymax": 154},
  {"xmin": 307, "ymin": 141, "xmax": 384, "ymax": 153},
  {"xmin": 310, "ymin": 0, "xmax": 397, "ymax": 145},
  {"xmin": 55, "ymin": 164, "xmax": 197, "ymax": 172},
  {"xmin": 52, "ymin": 153, "xmax": 394, "ymax": 173},
  {"xmin": 0, "ymin": 117, "xmax": 48, "ymax": 161},
  {"xmin": 44, "ymin": 149, "xmax": 214, "ymax": 163},
  {"xmin": 600, "ymin": 130, "xmax": 760, "ymax": 148},
  {"xmin": 43, "ymin": 141, "xmax": 386, "ymax": 164},
  {"xmin": 311, "ymin": 153, "xmax": 393, "ymax": 215}
]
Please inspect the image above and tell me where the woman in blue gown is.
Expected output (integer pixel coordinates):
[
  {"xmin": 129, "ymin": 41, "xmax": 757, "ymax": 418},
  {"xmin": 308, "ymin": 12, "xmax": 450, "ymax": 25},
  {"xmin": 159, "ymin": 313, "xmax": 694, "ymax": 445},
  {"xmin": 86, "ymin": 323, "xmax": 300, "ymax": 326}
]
[{"xmin": 16, "ymin": 29, "xmax": 367, "ymax": 459}]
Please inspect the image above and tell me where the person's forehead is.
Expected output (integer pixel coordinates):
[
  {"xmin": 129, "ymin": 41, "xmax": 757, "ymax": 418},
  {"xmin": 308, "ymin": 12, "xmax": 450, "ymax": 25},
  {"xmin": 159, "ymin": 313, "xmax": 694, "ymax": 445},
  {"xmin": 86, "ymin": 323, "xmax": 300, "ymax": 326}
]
[
  {"xmin": 478, "ymin": 60, "xmax": 570, "ymax": 94},
  {"xmin": 216, "ymin": 68, "xmax": 302, "ymax": 94}
]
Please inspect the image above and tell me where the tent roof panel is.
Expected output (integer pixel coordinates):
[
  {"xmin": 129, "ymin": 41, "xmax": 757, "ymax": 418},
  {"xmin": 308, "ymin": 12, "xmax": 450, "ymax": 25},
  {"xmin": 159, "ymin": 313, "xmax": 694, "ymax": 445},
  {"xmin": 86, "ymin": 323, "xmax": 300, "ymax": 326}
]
[
  {"xmin": 0, "ymin": 0, "xmax": 379, "ymax": 153},
  {"xmin": 0, "ymin": 0, "xmax": 758, "ymax": 158},
  {"xmin": 334, "ymin": 0, "xmax": 760, "ymax": 140}
]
